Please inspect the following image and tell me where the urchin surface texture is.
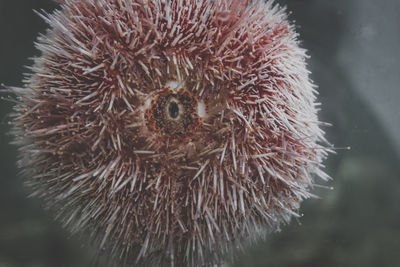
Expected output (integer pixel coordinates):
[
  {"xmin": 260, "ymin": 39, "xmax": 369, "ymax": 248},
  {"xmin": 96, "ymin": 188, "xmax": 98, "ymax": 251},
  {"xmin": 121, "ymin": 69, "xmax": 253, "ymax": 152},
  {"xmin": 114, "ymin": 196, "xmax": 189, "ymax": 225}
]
[{"xmin": 10, "ymin": 0, "xmax": 331, "ymax": 266}]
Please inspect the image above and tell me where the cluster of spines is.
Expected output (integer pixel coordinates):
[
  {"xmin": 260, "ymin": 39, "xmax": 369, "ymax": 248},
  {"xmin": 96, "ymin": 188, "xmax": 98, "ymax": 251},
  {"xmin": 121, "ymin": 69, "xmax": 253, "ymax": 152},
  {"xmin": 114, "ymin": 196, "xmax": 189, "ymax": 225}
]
[{"xmin": 9, "ymin": 0, "xmax": 331, "ymax": 266}]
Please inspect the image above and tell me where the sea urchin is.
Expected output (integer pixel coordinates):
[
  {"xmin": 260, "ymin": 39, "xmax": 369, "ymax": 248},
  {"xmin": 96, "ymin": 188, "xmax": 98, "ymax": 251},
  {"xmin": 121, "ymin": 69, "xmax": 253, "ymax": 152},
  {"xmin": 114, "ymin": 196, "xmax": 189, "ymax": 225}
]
[{"xmin": 9, "ymin": 0, "xmax": 331, "ymax": 266}]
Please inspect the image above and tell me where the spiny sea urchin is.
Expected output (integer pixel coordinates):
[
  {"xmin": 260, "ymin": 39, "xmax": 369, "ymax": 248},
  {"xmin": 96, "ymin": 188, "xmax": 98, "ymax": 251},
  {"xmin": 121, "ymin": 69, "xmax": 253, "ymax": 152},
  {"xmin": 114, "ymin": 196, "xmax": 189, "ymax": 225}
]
[{"xmin": 9, "ymin": 0, "xmax": 331, "ymax": 266}]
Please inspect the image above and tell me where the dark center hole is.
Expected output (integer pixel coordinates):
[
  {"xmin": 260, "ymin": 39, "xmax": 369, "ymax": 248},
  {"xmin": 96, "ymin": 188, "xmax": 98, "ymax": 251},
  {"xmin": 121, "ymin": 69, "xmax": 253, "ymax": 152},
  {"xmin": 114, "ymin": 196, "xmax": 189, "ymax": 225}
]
[{"xmin": 168, "ymin": 101, "xmax": 180, "ymax": 119}]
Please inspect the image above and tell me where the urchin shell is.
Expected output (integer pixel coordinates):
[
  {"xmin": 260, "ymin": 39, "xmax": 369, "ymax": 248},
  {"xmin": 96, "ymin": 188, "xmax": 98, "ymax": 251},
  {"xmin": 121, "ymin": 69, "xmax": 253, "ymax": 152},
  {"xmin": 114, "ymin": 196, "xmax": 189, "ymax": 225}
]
[{"xmin": 10, "ymin": 0, "xmax": 330, "ymax": 266}]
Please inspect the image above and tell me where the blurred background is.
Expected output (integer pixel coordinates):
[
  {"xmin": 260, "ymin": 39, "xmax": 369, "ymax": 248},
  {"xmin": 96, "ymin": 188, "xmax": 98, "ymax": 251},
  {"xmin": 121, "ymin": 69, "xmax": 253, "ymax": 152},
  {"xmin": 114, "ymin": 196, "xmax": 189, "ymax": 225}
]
[{"xmin": 0, "ymin": 0, "xmax": 399, "ymax": 266}]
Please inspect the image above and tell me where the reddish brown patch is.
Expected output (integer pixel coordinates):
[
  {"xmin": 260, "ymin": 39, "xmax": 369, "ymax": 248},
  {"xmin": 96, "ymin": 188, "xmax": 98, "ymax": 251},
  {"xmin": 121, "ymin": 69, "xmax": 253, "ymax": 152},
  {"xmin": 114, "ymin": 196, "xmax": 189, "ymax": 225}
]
[{"xmin": 145, "ymin": 88, "xmax": 200, "ymax": 138}]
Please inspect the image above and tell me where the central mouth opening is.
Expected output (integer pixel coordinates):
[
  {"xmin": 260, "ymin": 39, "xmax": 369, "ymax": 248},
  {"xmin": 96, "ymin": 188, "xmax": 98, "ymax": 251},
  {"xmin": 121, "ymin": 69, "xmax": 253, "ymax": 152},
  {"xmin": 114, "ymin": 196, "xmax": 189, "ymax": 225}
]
[
  {"xmin": 168, "ymin": 101, "xmax": 180, "ymax": 119},
  {"xmin": 145, "ymin": 88, "xmax": 201, "ymax": 137}
]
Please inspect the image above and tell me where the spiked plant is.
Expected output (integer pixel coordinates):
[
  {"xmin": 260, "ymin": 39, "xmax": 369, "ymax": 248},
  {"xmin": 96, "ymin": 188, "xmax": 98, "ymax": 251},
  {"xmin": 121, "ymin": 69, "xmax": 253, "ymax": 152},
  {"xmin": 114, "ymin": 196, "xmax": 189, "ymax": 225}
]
[{"xmin": 9, "ymin": 0, "xmax": 331, "ymax": 266}]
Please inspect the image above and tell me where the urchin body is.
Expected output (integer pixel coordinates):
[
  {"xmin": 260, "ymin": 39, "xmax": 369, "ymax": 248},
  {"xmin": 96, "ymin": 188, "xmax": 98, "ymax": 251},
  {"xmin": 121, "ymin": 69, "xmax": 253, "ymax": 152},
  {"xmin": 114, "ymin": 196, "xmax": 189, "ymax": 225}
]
[{"xmin": 11, "ymin": 0, "xmax": 330, "ymax": 266}]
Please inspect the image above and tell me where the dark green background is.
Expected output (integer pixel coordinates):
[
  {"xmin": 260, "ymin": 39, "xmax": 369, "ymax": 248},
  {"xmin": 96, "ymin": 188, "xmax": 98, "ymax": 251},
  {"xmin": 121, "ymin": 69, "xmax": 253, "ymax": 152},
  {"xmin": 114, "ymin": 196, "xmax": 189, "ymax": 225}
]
[{"xmin": 1, "ymin": 1, "xmax": 399, "ymax": 266}]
